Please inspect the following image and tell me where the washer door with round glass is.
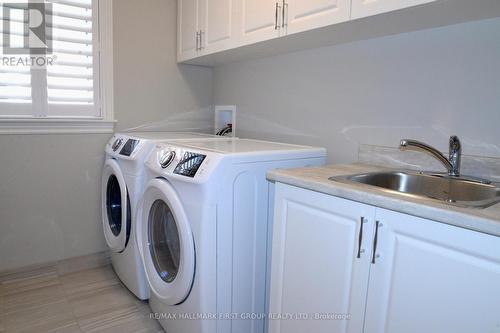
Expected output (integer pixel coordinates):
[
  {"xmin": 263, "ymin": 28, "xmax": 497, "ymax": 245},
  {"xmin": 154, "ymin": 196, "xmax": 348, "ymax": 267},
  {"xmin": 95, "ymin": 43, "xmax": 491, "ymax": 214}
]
[
  {"xmin": 139, "ymin": 179, "xmax": 195, "ymax": 305},
  {"xmin": 101, "ymin": 159, "xmax": 131, "ymax": 253}
]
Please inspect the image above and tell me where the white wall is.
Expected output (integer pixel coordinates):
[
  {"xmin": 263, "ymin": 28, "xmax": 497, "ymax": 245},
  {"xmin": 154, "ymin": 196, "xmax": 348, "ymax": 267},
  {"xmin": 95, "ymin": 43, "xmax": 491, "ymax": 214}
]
[
  {"xmin": 0, "ymin": 0, "xmax": 213, "ymax": 271},
  {"xmin": 213, "ymin": 18, "xmax": 500, "ymax": 163}
]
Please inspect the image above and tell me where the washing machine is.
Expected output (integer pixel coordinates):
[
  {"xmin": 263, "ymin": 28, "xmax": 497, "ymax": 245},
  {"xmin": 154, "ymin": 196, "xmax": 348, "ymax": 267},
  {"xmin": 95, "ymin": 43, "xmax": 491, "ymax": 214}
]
[
  {"xmin": 136, "ymin": 138, "xmax": 326, "ymax": 332},
  {"xmin": 101, "ymin": 131, "xmax": 227, "ymax": 300}
]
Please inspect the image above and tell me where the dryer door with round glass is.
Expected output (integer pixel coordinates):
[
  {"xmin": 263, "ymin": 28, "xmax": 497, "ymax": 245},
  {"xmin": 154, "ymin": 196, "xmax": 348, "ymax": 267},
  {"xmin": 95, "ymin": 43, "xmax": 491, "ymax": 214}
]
[
  {"xmin": 101, "ymin": 159, "xmax": 131, "ymax": 252},
  {"xmin": 139, "ymin": 179, "xmax": 195, "ymax": 305}
]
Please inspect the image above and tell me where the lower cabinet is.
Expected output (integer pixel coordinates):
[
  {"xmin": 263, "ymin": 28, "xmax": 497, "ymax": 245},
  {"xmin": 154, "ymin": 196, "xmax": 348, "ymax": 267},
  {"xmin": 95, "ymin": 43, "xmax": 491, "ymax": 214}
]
[
  {"xmin": 364, "ymin": 208, "xmax": 500, "ymax": 333},
  {"xmin": 268, "ymin": 183, "xmax": 375, "ymax": 333},
  {"xmin": 269, "ymin": 182, "xmax": 500, "ymax": 333}
]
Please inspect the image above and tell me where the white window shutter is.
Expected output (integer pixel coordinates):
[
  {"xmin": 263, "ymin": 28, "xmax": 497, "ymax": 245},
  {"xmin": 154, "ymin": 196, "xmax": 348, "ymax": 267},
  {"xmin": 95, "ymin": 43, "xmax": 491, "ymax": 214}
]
[
  {"xmin": 0, "ymin": 0, "xmax": 100, "ymax": 119},
  {"xmin": 0, "ymin": 4, "xmax": 32, "ymax": 115},
  {"xmin": 46, "ymin": 0, "xmax": 98, "ymax": 117}
]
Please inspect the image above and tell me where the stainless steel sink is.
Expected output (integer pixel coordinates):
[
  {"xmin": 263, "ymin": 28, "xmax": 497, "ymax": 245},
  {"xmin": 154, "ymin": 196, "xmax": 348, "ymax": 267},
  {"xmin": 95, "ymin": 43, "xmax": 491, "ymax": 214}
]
[{"xmin": 330, "ymin": 171, "xmax": 500, "ymax": 208}]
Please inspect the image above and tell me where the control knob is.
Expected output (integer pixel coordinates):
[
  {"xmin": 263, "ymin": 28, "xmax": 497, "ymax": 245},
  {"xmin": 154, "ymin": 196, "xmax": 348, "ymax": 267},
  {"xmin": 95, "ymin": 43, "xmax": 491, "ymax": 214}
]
[
  {"xmin": 159, "ymin": 150, "xmax": 176, "ymax": 169},
  {"xmin": 112, "ymin": 138, "xmax": 123, "ymax": 151}
]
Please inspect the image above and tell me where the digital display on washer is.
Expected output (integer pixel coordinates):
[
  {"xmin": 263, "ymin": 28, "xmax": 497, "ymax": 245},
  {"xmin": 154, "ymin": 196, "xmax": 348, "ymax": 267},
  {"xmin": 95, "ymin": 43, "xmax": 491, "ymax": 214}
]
[
  {"xmin": 173, "ymin": 152, "xmax": 206, "ymax": 178},
  {"xmin": 119, "ymin": 139, "xmax": 139, "ymax": 156}
]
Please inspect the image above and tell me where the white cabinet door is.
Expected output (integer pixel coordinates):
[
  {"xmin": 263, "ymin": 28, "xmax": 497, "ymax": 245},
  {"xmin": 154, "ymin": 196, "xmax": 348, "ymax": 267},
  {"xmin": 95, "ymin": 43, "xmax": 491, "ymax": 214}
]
[
  {"xmin": 286, "ymin": 0, "xmax": 350, "ymax": 35},
  {"xmin": 239, "ymin": 0, "xmax": 281, "ymax": 45},
  {"xmin": 351, "ymin": 0, "xmax": 436, "ymax": 19},
  {"xmin": 364, "ymin": 209, "xmax": 500, "ymax": 333},
  {"xmin": 199, "ymin": 0, "xmax": 236, "ymax": 54},
  {"xmin": 268, "ymin": 183, "xmax": 376, "ymax": 333},
  {"xmin": 178, "ymin": 0, "xmax": 200, "ymax": 61}
]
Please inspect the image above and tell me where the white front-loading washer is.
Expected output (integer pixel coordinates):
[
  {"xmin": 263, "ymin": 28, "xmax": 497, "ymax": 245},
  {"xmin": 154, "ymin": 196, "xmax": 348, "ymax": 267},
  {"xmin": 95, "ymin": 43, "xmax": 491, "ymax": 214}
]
[
  {"xmin": 137, "ymin": 138, "xmax": 326, "ymax": 332},
  {"xmin": 101, "ymin": 131, "xmax": 228, "ymax": 300}
]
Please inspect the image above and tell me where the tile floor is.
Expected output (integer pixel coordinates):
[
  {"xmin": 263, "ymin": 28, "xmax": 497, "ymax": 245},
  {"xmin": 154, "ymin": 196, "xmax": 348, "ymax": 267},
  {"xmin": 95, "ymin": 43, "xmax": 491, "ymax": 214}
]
[{"xmin": 0, "ymin": 264, "xmax": 163, "ymax": 333}]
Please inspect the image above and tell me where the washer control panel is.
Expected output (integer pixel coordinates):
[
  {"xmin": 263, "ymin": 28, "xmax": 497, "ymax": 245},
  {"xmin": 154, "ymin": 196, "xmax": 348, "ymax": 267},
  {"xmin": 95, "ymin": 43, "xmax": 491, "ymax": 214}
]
[
  {"xmin": 106, "ymin": 135, "xmax": 144, "ymax": 159},
  {"xmin": 148, "ymin": 144, "xmax": 221, "ymax": 182}
]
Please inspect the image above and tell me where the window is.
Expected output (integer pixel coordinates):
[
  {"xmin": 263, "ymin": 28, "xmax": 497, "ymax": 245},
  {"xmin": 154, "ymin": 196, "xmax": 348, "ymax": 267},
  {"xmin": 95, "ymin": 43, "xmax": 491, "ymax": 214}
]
[{"xmin": 0, "ymin": 0, "xmax": 113, "ymax": 133}]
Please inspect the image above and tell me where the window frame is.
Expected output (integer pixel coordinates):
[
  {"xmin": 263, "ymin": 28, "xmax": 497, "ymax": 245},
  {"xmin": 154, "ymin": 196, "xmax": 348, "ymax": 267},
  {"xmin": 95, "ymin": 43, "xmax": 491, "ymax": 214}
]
[{"xmin": 0, "ymin": 0, "xmax": 115, "ymax": 134}]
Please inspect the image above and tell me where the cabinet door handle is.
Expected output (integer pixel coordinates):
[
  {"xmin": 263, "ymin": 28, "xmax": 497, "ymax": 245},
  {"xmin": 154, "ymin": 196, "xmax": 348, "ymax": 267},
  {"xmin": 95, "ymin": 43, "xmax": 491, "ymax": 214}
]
[
  {"xmin": 199, "ymin": 30, "xmax": 204, "ymax": 49},
  {"xmin": 195, "ymin": 31, "xmax": 200, "ymax": 50},
  {"xmin": 371, "ymin": 221, "xmax": 381, "ymax": 264},
  {"xmin": 357, "ymin": 217, "xmax": 365, "ymax": 258},
  {"xmin": 275, "ymin": 2, "xmax": 281, "ymax": 30},
  {"xmin": 282, "ymin": 1, "xmax": 288, "ymax": 28}
]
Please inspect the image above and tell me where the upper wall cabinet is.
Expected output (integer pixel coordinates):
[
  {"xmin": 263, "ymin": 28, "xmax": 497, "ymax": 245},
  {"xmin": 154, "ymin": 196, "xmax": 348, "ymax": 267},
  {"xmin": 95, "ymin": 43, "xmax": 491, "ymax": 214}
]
[
  {"xmin": 286, "ymin": 0, "xmax": 350, "ymax": 35},
  {"xmin": 351, "ymin": 0, "xmax": 436, "ymax": 19},
  {"xmin": 236, "ymin": 0, "xmax": 351, "ymax": 46},
  {"xmin": 178, "ymin": 0, "xmax": 351, "ymax": 61},
  {"xmin": 178, "ymin": 0, "xmax": 500, "ymax": 64},
  {"xmin": 239, "ymin": 0, "xmax": 282, "ymax": 45},
  {"xmin": 178, "ymin": 0, "xmax": 236, "ymax": 61},
  {"xmin": 201, "ymin": 0, "xmax": 236, "ymax": 54},
  {"xmin": 178, "ymin": 0, "xmax": 200, "ymax": 61}
]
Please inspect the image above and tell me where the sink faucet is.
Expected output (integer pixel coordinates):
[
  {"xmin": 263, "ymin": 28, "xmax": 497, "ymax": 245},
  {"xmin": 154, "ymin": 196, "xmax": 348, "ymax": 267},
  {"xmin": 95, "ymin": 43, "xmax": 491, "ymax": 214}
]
[{"xmin": 400, "ymin": 136, "xmax": 462, "ymax": 177}]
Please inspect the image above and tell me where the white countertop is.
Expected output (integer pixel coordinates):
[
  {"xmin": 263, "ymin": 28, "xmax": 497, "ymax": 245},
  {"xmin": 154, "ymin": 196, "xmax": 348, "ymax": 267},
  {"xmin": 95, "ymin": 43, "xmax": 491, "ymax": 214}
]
[{"xmin": 267, "ymin": 163, "xmax": 500, "ymax": 237}]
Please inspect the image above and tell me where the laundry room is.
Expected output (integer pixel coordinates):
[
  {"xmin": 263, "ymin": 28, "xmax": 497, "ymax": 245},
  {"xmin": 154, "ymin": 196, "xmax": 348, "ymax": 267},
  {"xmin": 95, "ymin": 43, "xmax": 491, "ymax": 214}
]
[{"xmin": 0, "ymin": 0, "xmax": 499, "ymax": 332}]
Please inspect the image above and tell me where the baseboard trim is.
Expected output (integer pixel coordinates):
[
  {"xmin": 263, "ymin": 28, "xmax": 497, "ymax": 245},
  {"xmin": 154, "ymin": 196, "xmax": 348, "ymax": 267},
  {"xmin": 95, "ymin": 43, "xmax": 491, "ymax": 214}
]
[{"xmin": 0, "ymin": 251, "xmax": 111, "ymax": 280}]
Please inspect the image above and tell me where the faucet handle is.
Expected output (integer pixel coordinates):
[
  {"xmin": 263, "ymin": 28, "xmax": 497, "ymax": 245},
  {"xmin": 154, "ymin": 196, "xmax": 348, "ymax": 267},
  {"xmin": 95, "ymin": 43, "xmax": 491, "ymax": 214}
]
[
  {"xmin": 448, "ymin": 135, "xmax": 461, "ymax": 177},
  {"xmin": 449, "ymin": 135, "xmax": 461, "ymax": 153}
]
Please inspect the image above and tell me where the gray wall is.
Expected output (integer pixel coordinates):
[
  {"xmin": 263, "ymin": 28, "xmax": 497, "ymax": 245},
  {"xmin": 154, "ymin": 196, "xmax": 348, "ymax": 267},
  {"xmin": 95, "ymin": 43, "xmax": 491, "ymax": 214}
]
[
  {"xmin": 0, "ymin": 134, "xmax": 109, "ymax": 271},
  {"xmin": 0, "ymin": 0, "xmax": 213, "ymax": 271},
  {"xmin": 213, "ymin": 18, "xmax": 500, "ymax": 163},
  {"xmin": 113, "ymin": 0, "xmax": 213, "ymax": 131}
]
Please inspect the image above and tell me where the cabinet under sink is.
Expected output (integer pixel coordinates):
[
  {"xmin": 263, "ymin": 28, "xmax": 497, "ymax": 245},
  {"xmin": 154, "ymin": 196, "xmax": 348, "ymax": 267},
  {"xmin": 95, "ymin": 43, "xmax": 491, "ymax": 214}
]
[{"xmin": 268, "ymin": 182, "xmax": 500, "ymax": 333}]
